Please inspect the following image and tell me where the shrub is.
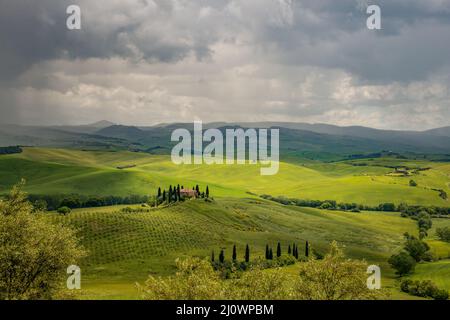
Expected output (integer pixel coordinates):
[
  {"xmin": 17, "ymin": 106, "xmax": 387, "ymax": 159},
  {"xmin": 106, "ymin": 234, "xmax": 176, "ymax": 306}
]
[
  {"xmin": 400, "ymin": 279, "xmax": 449, "ymax": 300},
  {"xmin": 57, "ymin": 206, "xmax": 71, "ymax": 215},
  {"xmin": 436, "ymin": 227, "xmax": 450, "ymax": 242},
  {"xmin": 409, "ymin": 180, "xmax": 418, "ymax": 187}
]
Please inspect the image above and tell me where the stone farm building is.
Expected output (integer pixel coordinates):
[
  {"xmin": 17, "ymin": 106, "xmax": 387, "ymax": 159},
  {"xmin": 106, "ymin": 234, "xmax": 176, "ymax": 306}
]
[{"xmin": 180, "ymin": 189, "xmax": 198, "ymax": 198}]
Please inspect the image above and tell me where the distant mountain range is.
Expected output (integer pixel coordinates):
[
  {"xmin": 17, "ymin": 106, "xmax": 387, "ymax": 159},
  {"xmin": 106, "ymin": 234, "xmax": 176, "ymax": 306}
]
[{"xmin": 2, "ymin": 121, "xmax": 450, "ymax": 161}]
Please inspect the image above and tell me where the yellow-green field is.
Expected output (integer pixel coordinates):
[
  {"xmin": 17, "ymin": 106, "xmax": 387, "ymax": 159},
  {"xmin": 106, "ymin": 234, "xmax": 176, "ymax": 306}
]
[
  {"xmin": 1, "ymin": 147, "xmax": 449, "ymax": 299},
  {"xmin": 1, "ymin": 147, "xmax": 449, "ymax": 206}
]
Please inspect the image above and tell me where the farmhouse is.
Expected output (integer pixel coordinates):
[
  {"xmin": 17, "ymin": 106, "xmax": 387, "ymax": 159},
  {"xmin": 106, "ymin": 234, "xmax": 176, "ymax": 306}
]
[{"xmin": 180, "ymin": 189, "xmax": 198, "ymax": 198}]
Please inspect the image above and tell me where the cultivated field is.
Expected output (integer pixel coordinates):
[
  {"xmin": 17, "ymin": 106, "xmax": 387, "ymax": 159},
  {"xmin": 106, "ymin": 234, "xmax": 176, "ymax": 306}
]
[{"xmin": 1, "ymin": 147, "xmax": 449, "ymax": 299}]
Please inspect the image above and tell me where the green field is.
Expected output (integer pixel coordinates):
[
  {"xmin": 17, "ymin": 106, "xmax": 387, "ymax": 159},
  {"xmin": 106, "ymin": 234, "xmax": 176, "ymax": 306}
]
[
  {"xmin": 1, "ymin": 147, "xmax": 449, "ymax": 206},
  {"xmin": 408, "ymin": 260, "xmax": 450, "ymax": 291},
  {"xmin": 47, "ymin": 198, "xmax": 417, "ymax": 299},
  {"xmin": 1, "ymin": 147, "xmax": 449, "ymax": 299},
  {"xmin": 425, "ymin": 218, "xmax": 450, "ymax": 259}
]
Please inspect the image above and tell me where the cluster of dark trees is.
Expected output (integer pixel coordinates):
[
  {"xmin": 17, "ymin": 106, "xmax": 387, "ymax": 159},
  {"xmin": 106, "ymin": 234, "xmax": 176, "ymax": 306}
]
[
  {"xmin": 0, "ymin": 146, "xmax": 22, "ymax": 155},
  {"xmin": 155, "ymin": 184, "xmax": 210, "ymax": 206},
  {"xmin": 210, "ymin": 242, "xmax": 313, "ymax": 278},
  {"xmin": 212, "ymin": 244, "xmax": 250, "ymax": 264},
  {"xmin": 212, "ymin": 241, "xmax": 310, "ymax": 265},
  {"xmin": 28, "ymin": 194, "xmax": 149, "ymax": 211},
  {"xmin": 265, "ymin": 241, "xmax": 309, "ymax": 260},
  {"xmin": 388, "ymin": 233, "xmax": 434, "ymax": 276},
  {"xmin": 261, "ymin": 194, "xmax": 450, "ymax": 216}
]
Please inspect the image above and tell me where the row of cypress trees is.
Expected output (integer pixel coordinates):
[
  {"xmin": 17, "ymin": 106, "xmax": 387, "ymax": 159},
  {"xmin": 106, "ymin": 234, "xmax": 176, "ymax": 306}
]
[
  {"xmin": 211, "ymin": 241, "xmax": 310, "ymax": 263},
  {"xmin": 212, "ymin": 244, "xmax": 250, "ymax": 263},
  {"xmin": 266, "ymin": 241, "xmax": 309, "ymax": 260}
]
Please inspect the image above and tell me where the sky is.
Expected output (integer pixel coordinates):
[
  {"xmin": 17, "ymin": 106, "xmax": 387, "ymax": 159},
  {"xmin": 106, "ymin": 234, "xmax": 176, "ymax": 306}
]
[{"xmin": 1, "ymin": 0, "xmax": 450, "ymax": 130}]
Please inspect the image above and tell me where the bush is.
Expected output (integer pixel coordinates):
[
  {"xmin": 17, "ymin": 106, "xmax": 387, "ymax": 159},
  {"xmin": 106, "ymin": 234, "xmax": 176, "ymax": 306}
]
[
  {"xmin": 401, "ymin": 279, "xmax": 449, "ymax": 300},
  {"xmin": 436, "ymin": 227, "xmax": 450, "ymax": 242},
  {"xmin": 57, "ymin": 206, "xmax": 71, "ymax": 215}
]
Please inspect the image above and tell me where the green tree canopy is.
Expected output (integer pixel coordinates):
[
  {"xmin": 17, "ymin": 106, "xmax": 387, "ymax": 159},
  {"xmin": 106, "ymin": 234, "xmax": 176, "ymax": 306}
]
[{"xmin": 0, "ymin": 181, "xmax": 86, "ymax": 300}]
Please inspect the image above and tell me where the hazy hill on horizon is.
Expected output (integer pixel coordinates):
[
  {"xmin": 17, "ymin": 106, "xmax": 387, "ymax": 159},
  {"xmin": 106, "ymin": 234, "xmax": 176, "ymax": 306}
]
[{"xmin": 2, "ymin": 121, "xmax": 450, "ymax": 160}]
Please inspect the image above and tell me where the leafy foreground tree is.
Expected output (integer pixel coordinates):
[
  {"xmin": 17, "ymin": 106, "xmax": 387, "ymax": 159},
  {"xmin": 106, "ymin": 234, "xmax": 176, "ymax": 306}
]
[
  {"xmin": 0, "ymin": 181, "xmax": 85, "ymax": 300},
  {"xmin": 139, "ymin": 258, "xmax": 225, "ymax": 300},
  {"xmin": 139, "ymin": 241, "xmax": 385, "ymax": 300},
  {"xmin": 293, "ymin": 241, "xmax": 384, "ymax": 300}
]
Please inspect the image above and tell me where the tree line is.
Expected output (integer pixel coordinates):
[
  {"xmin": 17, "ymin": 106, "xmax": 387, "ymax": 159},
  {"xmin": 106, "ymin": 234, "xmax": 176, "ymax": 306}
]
[
  {"xmin": 0, "ymin": 146, "xmax": 22, "ymax": 155},
  {"xmin": 261, "ymin": 194, "xmax": 450, "ymax": 216},
  {"xmin": 27, "ymin": 194, "xmax": 150, "ymax": 211}
]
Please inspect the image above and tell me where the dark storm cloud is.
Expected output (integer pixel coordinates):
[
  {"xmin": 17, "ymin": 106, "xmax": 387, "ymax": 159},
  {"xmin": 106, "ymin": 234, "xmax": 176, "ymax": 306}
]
[
  {"xmin": 0, "ymin": 0, "xmax": 450, "ymax": 128},
  {"xmin": 253, "ymin": 0, "xmax": 450, "ymax": 82},
  {"xmin": 0, "ymin": 0, "xmax": 224, "ymax": 82},
  {"xmin": 1, "ymin": 0, "xmax": 450, "ymax": 83}
]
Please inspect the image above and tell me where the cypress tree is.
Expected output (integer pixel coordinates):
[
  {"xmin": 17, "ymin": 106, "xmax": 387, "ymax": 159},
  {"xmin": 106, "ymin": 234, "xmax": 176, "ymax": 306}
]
[
  {"xmin": 168, "ymin": 185, "xmax": 173, "ymax": 203},
  {"xmin": 265, "ymin": 244, "xmax": 270, "ymax": 260},
  {"xmin": 206, "ymin": 186, "xmax": 209, "ymax": 198},
  {"xmin": 288, "ymin": 244, "xmax": 291, "ymax": 255},
  {"xmin": 245, "ymin": 244, "xmax": 250, "ymax": 263},
  {"xmin": 162, "ymin": 190, "xmax": 166, "ymax": 202},
  {"xmin": 292, "ymin": 243, "xmax": 296, "ymax": 256},
  {"xmin": 219, "ymin": 249, "xmax": 225, "ymax": 263},
  {"xmin": 305, "ymin": 241, "xmax": 309, "ymax": 257},
  {"xmin": 157, "ymin": 187, "xmax": 161, "ymax": 198},
  {"xmin": 294, "ymin": 245, "xmax": 299, "ymax": 259},
  {"xmin": 276, "ymin": 242, "xmax": 281, "ymax": 258},
  {"xmin": 232, "ymin": 245, "xmax": 237, "ymax": 261},
  {"xmin": 177, "ymin": 185, "xmax": 181, "ymax": 200},
  {"xmin": 269, "ymin": 248, "xmax": 273, "ymax": 260},
  {"xmin": 211, "ymin": 250, "xmax": 215, "ymax": 262}
]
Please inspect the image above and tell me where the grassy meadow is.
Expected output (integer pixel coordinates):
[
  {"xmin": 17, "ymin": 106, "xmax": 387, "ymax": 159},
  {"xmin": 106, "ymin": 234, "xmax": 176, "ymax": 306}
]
[
  {"xmin": 48, "ymin": 199, "xmax": 417, "ymax": 299},
  {"xmin": 1, "ymin": 147, "xmax": 449, "ymax": 299},
  {"xmin": 1, "ymin": 147, "xmax": 449, "ymax": 206}
]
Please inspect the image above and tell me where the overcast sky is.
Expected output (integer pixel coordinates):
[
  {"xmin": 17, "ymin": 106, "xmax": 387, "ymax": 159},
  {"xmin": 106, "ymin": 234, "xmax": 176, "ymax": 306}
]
[{"xmin": 1, "ymin": 0, "xmax": 450, "ymax": 130}]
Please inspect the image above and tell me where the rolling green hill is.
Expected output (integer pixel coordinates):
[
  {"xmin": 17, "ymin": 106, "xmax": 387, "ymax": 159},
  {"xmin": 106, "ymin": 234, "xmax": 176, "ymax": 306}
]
[
  {"xmin": 1, "ymin": 147, "xmax": 449, "ymax": 206},
  {"xmin": 1, "ymin": 147, "xmax": 449, "ymax": 299},
  {"xmin": 46, "ymin": 198, "xmax": 417, "ymax": 299}
]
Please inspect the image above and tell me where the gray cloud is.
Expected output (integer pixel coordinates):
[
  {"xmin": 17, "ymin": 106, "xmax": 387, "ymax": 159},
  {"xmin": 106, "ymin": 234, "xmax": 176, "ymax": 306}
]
[{"xmin": 1, "ymin": 0, "xmax": 450, "ymax": 129}]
